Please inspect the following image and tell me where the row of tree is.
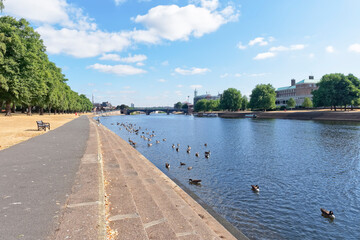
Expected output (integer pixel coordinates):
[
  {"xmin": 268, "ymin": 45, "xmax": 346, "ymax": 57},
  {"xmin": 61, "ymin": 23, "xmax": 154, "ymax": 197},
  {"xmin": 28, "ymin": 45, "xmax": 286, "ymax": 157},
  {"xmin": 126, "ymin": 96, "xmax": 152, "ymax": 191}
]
[
  {"xmin": 0, "ymin": 16, "xmax": 93, "ymax": 116},
  {"xmin": 191, "ymin": 73, "xmax": 360, "ymax": 112}
]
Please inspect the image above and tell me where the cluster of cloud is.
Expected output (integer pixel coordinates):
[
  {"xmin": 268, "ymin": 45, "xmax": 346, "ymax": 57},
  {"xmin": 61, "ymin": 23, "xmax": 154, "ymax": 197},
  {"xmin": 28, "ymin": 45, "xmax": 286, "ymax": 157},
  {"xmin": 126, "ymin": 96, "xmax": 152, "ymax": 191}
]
[
  {"xmin": 237, "ymin": 36, "xmax": 275, "ymax": 50},
  {"xmin": 4, "ymin": 0, "xmax": 238, "ymax": 77},
  {"xmin": 349, "ymin": 43, "xmax": 360, "ymax": 53},
  {"xmin": 254, "ymin": 44, "xmax": 306, "ymax": 60},
  {"xmin": 174, "ymin": 67, "xmax": 210, "ymax": 75},
  {"xmin": 220, "ymin": 72, "xmax": 268, "ymax": 78}
]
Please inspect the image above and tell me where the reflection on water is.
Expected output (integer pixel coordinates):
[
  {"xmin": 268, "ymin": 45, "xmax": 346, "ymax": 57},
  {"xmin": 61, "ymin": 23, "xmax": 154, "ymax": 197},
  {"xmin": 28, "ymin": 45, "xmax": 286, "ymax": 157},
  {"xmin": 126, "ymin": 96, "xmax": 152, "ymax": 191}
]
[{"xmin": 101, "ymin": 115, "xmax": 360, "ymax": 240}]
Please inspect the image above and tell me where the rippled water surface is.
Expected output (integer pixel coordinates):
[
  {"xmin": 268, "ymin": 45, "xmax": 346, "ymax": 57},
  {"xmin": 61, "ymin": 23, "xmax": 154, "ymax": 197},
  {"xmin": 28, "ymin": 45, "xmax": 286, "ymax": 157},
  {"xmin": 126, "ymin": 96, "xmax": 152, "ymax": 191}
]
[{"xmin": 100, "ymin": 114, "xmax": 360, "ymax": 239}]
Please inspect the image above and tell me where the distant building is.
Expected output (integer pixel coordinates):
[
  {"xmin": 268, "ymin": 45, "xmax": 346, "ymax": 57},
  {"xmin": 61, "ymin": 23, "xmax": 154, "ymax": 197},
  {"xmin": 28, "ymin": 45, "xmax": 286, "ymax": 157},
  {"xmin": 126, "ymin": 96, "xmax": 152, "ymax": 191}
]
[
  {"xmin": 131, "ymin": 103, "xmax": 134, "ymax": 108},
  {"xmin": 276, "ymin": 76, "xmax": 319, "ymax": 107},
  {"xmin": 193, "ymin": 89, "xmax": 221, "ymax": 105}
]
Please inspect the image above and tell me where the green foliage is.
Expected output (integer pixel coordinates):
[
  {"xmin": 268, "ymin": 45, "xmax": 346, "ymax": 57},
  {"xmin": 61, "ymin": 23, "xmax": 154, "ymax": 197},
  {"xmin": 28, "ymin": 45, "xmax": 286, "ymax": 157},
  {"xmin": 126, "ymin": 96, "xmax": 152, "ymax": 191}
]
[
  {"xmin": 116, "ymin": 104, "xmax": 129, "ymax": 110},
  {"xmin": 174, "ymin": 102, "xmax": 182, "ymax": 109},
  {"xmin": 220, "ymin": 88, "xmax": 242, "ymax": 111},
  {"xmin": 302, "ymin": 97, "xmax": 313, "ymax": 108},
  {"xmin": 312, "ymin": 73, "xmax": 360, "ymax": 110},
  {"xmin": 206, "ymin": 99, "xmax": 220, "ymax": 111},
  {"xmin": 194, "ymin": 99, "xmax": 207, "ymax": 112},
  {"xmin": 182, "ymin": 103, "xmax": 188, "ymax": 109},
  {"xmin": 241, "ymin": 95, "xmax": 248, "ymax": 110},
  {"xmin": 0, "ymin": 16, "xmax": 92, "ymax": 114},
  {"xmin": 287, "ymin": 98, "xmax": 296, "ymax": 109},
  {"xmin": 0, "ymin": 0, "xmax": 4, "ymax": 13},
  {"xmin": 249, "ymin": 84, "xmax": 276, "ymax": 110}
]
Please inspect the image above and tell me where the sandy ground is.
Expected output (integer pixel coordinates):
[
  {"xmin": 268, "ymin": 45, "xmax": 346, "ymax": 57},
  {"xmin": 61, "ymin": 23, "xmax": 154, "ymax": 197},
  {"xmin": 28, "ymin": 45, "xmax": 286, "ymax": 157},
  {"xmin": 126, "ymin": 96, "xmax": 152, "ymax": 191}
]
[{"xmin": 0, "ymin": 113, "xmax": 93, "ymax": 150}]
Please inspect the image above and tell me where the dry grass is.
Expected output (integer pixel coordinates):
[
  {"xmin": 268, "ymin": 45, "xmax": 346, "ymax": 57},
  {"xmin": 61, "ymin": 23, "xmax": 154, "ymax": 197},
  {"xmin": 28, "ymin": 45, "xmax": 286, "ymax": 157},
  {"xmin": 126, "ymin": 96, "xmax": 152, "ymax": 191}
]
[{"xmin": 0, "ymin": 112, "xmax": 93, "ymax": 150}]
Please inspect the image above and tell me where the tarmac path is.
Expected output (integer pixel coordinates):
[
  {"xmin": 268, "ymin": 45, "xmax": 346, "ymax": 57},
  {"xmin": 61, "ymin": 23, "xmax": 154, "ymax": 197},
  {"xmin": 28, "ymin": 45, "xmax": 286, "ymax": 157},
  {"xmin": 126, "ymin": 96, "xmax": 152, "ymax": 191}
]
[{"xmin": 0, "ymin": 116, "xmax": 90, "ymax": 240}]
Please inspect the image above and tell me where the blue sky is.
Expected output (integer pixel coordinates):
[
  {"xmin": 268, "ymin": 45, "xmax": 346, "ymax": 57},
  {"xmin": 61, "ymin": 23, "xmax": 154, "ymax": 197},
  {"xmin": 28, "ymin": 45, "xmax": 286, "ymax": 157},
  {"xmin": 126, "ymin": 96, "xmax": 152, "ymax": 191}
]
[{"xmin": 3, "ymin": 0, "xmax": 360, "ymax": 106}]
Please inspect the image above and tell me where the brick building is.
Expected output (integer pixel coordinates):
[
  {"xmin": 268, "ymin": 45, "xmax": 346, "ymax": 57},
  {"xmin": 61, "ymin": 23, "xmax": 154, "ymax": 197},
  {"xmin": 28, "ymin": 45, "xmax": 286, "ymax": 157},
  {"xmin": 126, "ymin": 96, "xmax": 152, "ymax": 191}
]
[{"xmin": 275, "ymin": 76, "xmax": 319, "ymax": 107}]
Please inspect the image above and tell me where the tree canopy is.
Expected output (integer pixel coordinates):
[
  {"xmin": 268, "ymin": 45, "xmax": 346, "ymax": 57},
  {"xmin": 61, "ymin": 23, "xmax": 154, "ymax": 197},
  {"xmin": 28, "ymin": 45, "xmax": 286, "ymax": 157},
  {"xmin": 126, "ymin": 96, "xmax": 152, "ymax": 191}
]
[
  {"xmin": 249, "ymin": 84, "xmax": 276, "ymax": 110},
  {"xmin": 302, "ymin": 97, "xmax": 313, "ymax": 108},
  {"xmin": 174, "ymin": 102, "xmax": 182, "ymax": 109},
  {"xmin": 287, "ymin": 98, "xmax": 296, "ymax": 109},
  {"xmin": 220, "ymin": 88, "xmax": 242, "ymax": 111},
  {"xmin": 0, "ymin": 16, "xmax": 93, "ymax": 115},
  {"xmin": 312, "ymin": 73, "xmax": 360, "ymax": 111}
]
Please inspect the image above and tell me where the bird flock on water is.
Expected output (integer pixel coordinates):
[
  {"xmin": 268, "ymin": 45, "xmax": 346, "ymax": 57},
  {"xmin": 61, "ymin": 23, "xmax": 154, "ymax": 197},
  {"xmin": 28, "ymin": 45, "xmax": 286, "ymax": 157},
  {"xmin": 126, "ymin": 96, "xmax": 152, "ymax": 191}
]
[{"xmin": 115, "ymin": 121, "xmax": 335, "ymax": 220}]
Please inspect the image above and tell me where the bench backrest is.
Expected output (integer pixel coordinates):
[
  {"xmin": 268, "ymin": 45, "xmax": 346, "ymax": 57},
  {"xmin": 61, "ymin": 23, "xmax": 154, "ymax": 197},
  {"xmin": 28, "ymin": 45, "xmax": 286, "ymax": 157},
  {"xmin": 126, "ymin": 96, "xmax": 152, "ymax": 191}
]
[{"xmin": 36, "ymin": 121, "xmax": 43, "ymax": 124}]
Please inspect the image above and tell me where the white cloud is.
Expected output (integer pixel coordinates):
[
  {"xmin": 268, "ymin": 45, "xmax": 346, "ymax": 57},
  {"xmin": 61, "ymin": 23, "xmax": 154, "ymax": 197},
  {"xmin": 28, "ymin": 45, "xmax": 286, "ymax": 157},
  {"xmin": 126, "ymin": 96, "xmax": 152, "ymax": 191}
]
[
  {"xmin": 123, "ymin": 86, "xmax": 131, "ymax": 89},
  {"xmin": 161, "ymin": 61, "xmax": 169, "ymax": 66},
  {"xmin": 175, "ymin": 90, "xmax": 183, "ymax": 96},
  {"xmin": 88, "ymin": 83, "xmax": 95, "ymax": 86},
  {"xmin": 349, "ymin": 44, "xmax": 360, "ymax": 53},
  {"xmin": 132, "ymin": 3, "xmax": 239, "ymax": 42},
  {"xmin": 87, "ymin": 63, "xmax": 146, "ymax": 76},
  {"xmin": 36, "ymin": 26, "xmax": 131, "ymax": 58},
  {"xmin": 114, "ymin": 0, "xmax": 127, "ymax": 6},
  {"xmin": 158, "ymin": 79, "xmax": 166, "ymax": 82},
  {"xmin": 326, "ymin": 46, "xmax": 334, "ymax": 53},
  {"xmin": 200, "ymin": 0, "xmax": 219, "ymax": 11},
  {"xmin": 234, "ymin": 73, "xmax": 242, "ymax": 77},
  {"xmin": 248, "ymin": 73, "xmax": 268, "ymax": 77},
  {"xmin": 177, "ymin": 84, "xmax": 183, "ymax": 88},
  {"xmin": 190, "ymin": 85, "xmax": 203, "ymax": 89},
  {"xmin": 220, "ymin": 73, "xmax": 229, "ymax": 78},
  {"xmin": 174, "ymin": 67, "xmax": 210, "ymax": 75},
  {"xmin": 5, "ymin": 0, "xmax": 96, "ymax": 31},
  {"xmin": 136, "ymin": 62, "xmax": 145, "ymax": 66},
  {"xmin": 253, "ymin": 52, "xmax": 276, "ymax": 60},
  {"xmin": 236, "ymin": 42, "xmax": 247, "ymax": 50},
  {"xmin": 249, "ymin": 37, "xmax": 268, "ymax": 46},
  {"xmin": 309, "ymin": 53, "xmax": 315, "ymax": 58},
  {"xmin": 100, "ymin": 53, "xmax": 147, "ymax": 63},
  {"xmin": 269, "ymin": 44, "xmax": 306, "ymax": 52}
]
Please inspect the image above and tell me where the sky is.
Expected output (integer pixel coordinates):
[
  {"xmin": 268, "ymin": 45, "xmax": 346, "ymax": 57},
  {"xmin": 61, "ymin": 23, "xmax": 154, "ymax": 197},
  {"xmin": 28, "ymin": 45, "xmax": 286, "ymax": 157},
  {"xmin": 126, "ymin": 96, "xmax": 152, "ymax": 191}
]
[{"xmin": 2, "ymin": 0, "xmax": 360, "ymax": 107}]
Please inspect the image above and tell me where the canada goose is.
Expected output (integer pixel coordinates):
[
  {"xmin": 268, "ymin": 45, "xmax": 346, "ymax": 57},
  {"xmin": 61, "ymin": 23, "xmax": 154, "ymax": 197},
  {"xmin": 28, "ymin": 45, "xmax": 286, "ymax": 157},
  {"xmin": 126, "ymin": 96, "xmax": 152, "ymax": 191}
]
[
  {"xmin": 205, "ymin": 151, "xmax": 211, "ymax": 155},
  {"xmin": 180, "ymin": 162, "xmax": 186, "ymax": 166},
  {"xmin": 321, "ymin": 208, "xmax": 335, "ymax": 219},
  {"xmin": 176, "ymin": 147, "xmax": 179, "ymax": 152},
  {"xmin": 195, "ymin": 152, "xmax": 199, "ymax": 157},
  {"xmin": 148, "ymin": 138, "xmax": 151, "ymax": 141},
  {"xmin": 189, "ymin": 179, "xmax": 201, "ymax": 184},
  {"xmin": 251, "ymin": 185, "xmax": 260, "ymax": 192},
  {"xmin": 204, "ymin": 143, "xmax": 207, "ymax": 147},
  {"xmin": 165, "ymin": 163, "xmax": 170, "ymax": 169},
  {"xmin": 187, "ymin": 145, "xmax": 191, "ymax": 150},
  {"xmin": 163, "ymin": 138, "xmax": 166, "ymax": 141},
  {"xmin": 177, "ymin": 143, "xmax": 180, "ymax": 147},
  {"xmin": 187, "ymin": 149, "xmax": 190, "ymax": 154},
  {"xmin": 156, "ymin": 140, "xmax": 160, "ymax": 144},
  {"xmin": 148, "ymin": 143, "xmax": 152, "ymax": 147},
  {"xmin": 187, "ymin": 167, "xmax": 193, "ymax": 170},
  {"xmin": 172, "ymin": 144, "xmax": 175, "ymax": 149}
]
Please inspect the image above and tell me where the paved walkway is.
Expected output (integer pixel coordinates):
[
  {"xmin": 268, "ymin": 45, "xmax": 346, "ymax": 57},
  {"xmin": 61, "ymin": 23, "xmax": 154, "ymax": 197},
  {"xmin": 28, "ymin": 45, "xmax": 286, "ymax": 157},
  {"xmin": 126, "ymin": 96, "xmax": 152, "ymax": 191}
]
[{"xmin": 0, "ymin": 116, "xmax": 100, "ymax": 240}]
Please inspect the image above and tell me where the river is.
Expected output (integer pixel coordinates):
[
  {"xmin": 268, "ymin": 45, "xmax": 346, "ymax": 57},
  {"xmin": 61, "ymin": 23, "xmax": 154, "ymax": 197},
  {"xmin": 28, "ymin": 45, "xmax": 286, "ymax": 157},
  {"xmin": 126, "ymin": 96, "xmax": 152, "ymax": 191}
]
[{"xmin": 100, "ymin": 114, "xmax": 360, "ymax": 240}]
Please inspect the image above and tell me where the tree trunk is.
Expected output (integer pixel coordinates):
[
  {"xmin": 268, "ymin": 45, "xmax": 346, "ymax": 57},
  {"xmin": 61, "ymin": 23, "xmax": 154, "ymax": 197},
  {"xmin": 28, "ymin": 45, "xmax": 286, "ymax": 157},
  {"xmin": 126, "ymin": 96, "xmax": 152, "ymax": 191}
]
[
  {"xmin": 48, "ymin": 105, "xmax": 52, "ymax": 115},
  {"xmin": 27, "ymin": 106, "xmax": 32, "ymax": 116},
  {"xmin": 334, "ymin": 105, "xmax": 336, "ymax": 111},
  {"xmin": 40, "ymin": 107, "xmax": 44, "ymax": 115},
  {"xmin": 344, "ymin": 105, "xmax": 347, "ymax": 111},
  {"xmin": 351, "ymin": 105, "xmax": 354, "ymax": 111},
  {"xmin": 11, "ymin": 101, "xmax": 16, "ymax": 113},
  {"xmin": 54, "ymin": 109, "xmax": 57, "ymax": 115},
  {"xmin": 5, "ymin": 101, "xmax": 11, "ymax": 116}
]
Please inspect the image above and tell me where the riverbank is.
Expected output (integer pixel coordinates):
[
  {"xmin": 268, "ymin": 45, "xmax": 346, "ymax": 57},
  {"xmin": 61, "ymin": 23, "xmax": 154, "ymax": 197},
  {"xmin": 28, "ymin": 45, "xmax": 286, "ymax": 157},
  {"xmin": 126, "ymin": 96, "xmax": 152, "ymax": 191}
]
[
  {"xmin": 218, "ymin": 110, "xmax": 360, "ymax": 121},
  {"xmin": 0, "ymin": 112, "xmax": 90, "ymax": 150},
  {"xmin": 96, "ymin": 120, "xmax": 247, "ymax": 239}
]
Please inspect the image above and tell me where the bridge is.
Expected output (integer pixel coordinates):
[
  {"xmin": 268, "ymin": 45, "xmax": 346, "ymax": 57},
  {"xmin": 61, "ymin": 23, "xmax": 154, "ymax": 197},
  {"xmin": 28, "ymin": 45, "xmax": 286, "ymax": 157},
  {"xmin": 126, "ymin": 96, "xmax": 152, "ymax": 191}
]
[{"xmin": 122, "ymin": 107, "xmax": 190, "ymax": 115}]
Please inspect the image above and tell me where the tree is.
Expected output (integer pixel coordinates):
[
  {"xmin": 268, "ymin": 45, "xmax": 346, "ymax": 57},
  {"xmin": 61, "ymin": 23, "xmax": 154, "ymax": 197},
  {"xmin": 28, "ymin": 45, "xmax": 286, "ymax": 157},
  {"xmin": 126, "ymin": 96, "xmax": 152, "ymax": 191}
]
[
  {"xmin": 174, "ymin": 102, "xmax": 182, "ymax": 109},
  {"xmin": 206, "ymin": 99, "xmax": 220, "ymax": 111},
  {"xmin": 312, "ymin": 73, "xmax": 360, "ymax": 111},
  {"xmin": 287, "ymin": 98, "xmax": 296, "ymax": 109},
  {"xmin": 0, "ymin": 0, "xmax": 4, "ymax": 12},
  {"xmin": 194, "ymin": 99, "xmax": 207, "ymax": 112},
  {"xmin": 182, "ymin": 103, "xmax": 188, "ymax": 109},
  {"xmin": 241, "ymin": 95, "xmax": 248, "ymax": 110},
  {"xmin": 302, "ymin": 97, "xmax": 313, "ymax": 108},
  {"xmin": 220, "ymin": 88, "xmax": 242, "ymax": 111},
  {"xmin": 249, "ymin": 84, "xmax": 276, "ymax": 111}
]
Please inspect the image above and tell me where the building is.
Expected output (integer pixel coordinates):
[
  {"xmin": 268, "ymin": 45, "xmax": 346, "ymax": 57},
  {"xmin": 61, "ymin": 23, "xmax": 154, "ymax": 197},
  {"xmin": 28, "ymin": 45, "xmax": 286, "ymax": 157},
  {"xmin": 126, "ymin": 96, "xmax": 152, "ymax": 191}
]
[
  {"xmin": 131, "ymin": 103, "xmax": 134, "ymax": 108},
  {"xmin": 193, "ymin": 89, "xmax": 221, "ymax": 105},
  {"xmin": 276, "ymin": 76, "xmax": 319, "ymax": 107}
]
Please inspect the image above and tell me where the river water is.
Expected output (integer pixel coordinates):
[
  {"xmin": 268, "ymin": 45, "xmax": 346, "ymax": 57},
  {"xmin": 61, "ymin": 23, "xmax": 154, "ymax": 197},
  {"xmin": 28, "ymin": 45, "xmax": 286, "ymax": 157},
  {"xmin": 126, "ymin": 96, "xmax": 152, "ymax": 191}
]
[{"xmin": 100, "ymin": 114, "xmax": 360, "ymax": 240}]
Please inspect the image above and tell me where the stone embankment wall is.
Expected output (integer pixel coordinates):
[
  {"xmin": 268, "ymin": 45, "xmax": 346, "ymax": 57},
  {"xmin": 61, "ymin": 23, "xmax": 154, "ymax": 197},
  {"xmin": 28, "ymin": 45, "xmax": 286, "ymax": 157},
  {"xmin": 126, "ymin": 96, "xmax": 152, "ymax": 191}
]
[{"xmin": 218, "ymin": 111, "xmax": 360, "ymax": 122}]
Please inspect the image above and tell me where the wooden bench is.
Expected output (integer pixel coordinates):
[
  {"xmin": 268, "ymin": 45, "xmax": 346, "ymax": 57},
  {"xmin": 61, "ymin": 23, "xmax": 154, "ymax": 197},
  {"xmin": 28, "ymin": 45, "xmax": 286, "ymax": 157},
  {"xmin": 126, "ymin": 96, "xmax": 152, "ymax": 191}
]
[{"xmin": 36, "ymin": 121, "xmax": 50, "ymax": 131}]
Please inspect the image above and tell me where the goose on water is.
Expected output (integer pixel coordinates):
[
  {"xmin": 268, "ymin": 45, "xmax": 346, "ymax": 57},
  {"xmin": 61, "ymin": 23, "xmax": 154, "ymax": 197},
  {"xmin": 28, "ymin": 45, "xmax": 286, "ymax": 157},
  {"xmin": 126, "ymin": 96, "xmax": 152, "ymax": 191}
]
[
  {"xmin": 321, "ymin": 208, "xmax": 335, "ymax": 219},
  {"xmin": 251, "ymin": 185, "xmax": 260, "ymax": 192}
]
